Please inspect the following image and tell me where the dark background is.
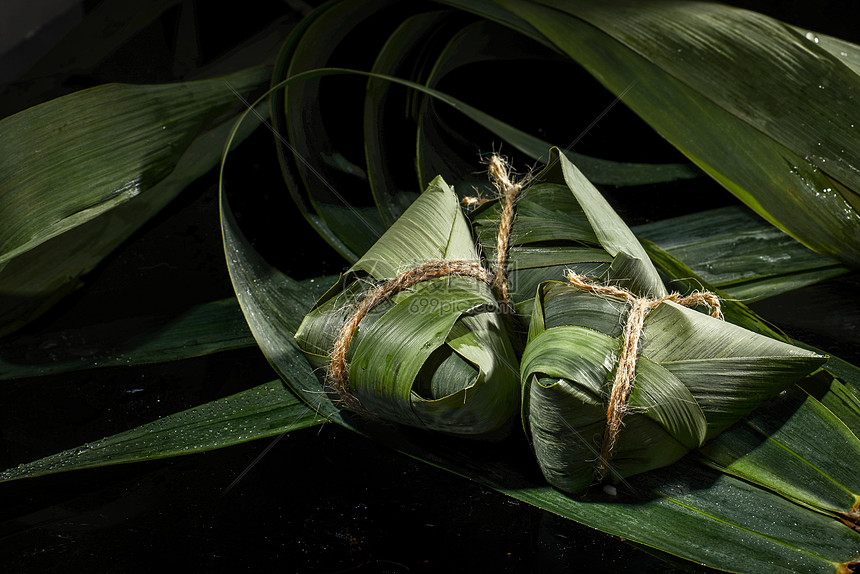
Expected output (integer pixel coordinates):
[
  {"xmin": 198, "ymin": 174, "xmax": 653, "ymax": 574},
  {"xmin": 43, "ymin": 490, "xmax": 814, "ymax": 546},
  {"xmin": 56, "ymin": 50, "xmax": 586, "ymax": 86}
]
[{"xmin": 1, "ymin": 1, "xmax": 858, "ymax": 572}]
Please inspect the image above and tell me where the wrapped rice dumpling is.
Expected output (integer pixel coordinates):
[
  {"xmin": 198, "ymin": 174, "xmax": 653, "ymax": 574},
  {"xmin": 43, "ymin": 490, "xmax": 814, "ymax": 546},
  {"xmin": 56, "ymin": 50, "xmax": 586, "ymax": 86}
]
[
  {"xmin": 295, "ymin": 175, "xmax": 519, "ymax": 437},
  {"xmin": 521, "ymin": 280, "xmax": 827, "ymax": 494}
]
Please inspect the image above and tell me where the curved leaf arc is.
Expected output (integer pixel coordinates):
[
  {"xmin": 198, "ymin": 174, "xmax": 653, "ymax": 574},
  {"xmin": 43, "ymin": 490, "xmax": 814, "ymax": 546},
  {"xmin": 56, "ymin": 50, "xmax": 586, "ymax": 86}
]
[{"xmin": 468, "ymin": 0, "xmax": 860, "ymax": 265}]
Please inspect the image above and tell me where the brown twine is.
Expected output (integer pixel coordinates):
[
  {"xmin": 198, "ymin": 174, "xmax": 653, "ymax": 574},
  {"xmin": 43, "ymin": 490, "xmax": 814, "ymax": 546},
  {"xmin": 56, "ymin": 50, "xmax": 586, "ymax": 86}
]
[
  {"xmin": 564, "ymin": 271, "xmax": 722, "ymax": 481},
  {"xmin": 486, "ymin": 155, "xmax": 525, "ymax": 315},
  {"xmin": 328, "ymin": 155, "xmax": 526, "ymax": 412}
]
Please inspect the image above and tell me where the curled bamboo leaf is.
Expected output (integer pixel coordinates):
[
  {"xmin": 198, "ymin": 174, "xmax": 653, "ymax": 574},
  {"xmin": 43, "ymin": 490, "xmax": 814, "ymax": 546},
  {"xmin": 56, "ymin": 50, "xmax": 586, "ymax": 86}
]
[{"xmin": 458, "ymin": 0, "xmax": 860, "ymax": 265}]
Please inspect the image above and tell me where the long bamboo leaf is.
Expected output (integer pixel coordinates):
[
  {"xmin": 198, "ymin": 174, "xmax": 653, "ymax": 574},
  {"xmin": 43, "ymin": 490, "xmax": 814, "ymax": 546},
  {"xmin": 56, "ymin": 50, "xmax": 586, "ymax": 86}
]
[
  {"xmin": 0, "ymin": 275, "xmax": 334, "ymax": 381},
  {"xmin": 698, "ymin": 376, "xmax": 860, "ymax": 520},
  {"xmin": 633, "ymin": 206, "xmax": 848, "ymax": 302},
  {"xmin": 0, "ymin": 66, "xmax": 267, "ymax": 267},
  {"xmin": 448, "ymin": 0, "xmax": 860, "ymax": 265},
  {"xmin": 0, "ymin": 379, "xmax": 324, "ymax": 482},
  {"xmin": 0, "ymin": 65, "xmax": 270, "ymax": 336}
]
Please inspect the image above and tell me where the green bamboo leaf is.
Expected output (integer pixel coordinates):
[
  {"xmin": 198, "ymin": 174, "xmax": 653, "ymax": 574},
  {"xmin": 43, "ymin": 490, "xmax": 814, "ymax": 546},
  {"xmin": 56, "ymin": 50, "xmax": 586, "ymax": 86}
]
[
  {"xmin": 433, "ymin": 0, "xmax": 553, "ymax": 49},
  {"xmin": 698, "ymin": 376, "xmax": 860, "ymax": 520},
  {"xmin": 414, "ymin": 18, "xmax": 552, "ymax": 195},
  {"xmin": 271, "ymin": 0, "xmax": 399, "ymax": 260},
  {"xmin": 0, "ymin": 379, "xmax": 324, "ymax": 482},
  {"xmin": 0, "ymin": 65, "xmax": 270, "ymax": 336},
  {"xmin": 463, "ymin": 0, "xmax": 860, "ymax": 265},
  {"xmin": 417, "ymin": 19, "xmax": 699, "ymax": 188},
  {"xmin": 0, "ymin": 276, "xmax": 334, "ymax": 381},
  {"xmin": 271, "ymin": 0, "xmax": 548, "ymax": 259},
  {"xmin": 11, "ymin": 379, "xmax": 855, "ymax": 573},
  {"xmin": 633, "ymin": 206, "xmax": 848, "ymax": 302},
  {"xmin": 0, "ymin": 66, "xmax": 265, "ymax": 267}
]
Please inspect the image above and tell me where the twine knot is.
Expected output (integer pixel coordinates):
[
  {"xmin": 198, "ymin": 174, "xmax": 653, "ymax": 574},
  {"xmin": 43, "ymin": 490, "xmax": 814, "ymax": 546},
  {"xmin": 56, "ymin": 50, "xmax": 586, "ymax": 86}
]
[{"xmin": 564, "ymin": 271, "xmax": 722, "ymax": 482}]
